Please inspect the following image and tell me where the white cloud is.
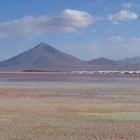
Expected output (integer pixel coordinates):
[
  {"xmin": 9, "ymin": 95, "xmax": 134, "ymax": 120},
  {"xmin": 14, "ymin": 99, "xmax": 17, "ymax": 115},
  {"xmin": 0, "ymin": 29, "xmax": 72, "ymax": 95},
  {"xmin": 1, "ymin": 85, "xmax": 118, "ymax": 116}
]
[
  {"xmin": 109, "ymin": 10, "xmax": 138, "ymax": 24},
  {"xmin": 122, "ymin": 2, "xmax": 140, "ymax": 9},
  {"xmin": 108, "ymin": 36, "xmax": 125, "ymax": 42},
  {"xmin": 62, "ymin": 36, "xmax": 140, "ymax": 60},
  {"xmin": 0, "ymin": 9, "xmax": 94, "ymax": 39},
  {"xmin": 97, "ymin": 37, "xmax": 140, "ymax": 60},
  {"xmin": 122, "ymin": 2, "xmax": 132, "ymax": 9}
]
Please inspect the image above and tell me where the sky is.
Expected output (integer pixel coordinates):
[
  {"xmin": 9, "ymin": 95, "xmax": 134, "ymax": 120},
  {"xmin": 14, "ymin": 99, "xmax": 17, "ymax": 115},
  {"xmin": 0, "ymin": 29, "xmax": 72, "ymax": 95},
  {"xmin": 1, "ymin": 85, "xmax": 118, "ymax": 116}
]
[{"xmin": 0, "ymin": 0, "xmax": 140, "ymax": 60}]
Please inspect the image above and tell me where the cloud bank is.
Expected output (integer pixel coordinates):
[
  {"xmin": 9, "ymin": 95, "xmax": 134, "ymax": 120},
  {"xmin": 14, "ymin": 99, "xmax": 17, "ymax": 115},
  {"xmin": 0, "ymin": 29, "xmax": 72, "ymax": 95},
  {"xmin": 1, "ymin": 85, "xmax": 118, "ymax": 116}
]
[
  {"xmin": 63, "ymin": 36, "xmax": 140, "ymax": 60},
  {"xmin": 0, "ymin": 9, "xmax": 94, "ymax": 39},
  {"xmin": 109, "ymin": 10, "xmax": 138, "ymax": 24}
]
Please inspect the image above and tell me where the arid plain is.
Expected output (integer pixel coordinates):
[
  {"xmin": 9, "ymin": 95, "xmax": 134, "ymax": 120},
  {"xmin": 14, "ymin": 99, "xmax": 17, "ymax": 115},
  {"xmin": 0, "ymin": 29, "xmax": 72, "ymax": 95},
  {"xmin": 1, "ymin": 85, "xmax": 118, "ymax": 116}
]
[{"xmin": 0, "ymin": 72, "xmax": 140, "ymax": 140}]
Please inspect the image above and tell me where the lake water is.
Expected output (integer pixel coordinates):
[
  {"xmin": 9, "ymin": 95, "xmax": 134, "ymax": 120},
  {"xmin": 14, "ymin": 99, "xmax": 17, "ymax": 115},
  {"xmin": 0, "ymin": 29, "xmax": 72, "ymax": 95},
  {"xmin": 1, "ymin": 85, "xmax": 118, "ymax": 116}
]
[{"xmin": 0, "ymin": 73, "xmax": 140, "ymax": 91}]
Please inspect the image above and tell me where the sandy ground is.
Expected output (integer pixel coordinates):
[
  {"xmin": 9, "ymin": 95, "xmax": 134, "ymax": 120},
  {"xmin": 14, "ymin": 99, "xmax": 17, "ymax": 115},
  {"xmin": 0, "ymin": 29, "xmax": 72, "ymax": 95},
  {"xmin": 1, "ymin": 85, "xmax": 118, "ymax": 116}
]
[{"xmin": 0, "ymin": 80, "xmax": 140, "ymax": 140}]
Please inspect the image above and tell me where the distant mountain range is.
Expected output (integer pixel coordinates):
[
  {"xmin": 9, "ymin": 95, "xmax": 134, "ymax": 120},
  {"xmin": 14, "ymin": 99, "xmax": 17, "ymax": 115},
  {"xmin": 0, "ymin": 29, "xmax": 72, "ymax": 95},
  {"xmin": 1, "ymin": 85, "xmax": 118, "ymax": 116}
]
[{"xmin": 0, "ymin": 42, "xmax": 140, "ymax": 71}]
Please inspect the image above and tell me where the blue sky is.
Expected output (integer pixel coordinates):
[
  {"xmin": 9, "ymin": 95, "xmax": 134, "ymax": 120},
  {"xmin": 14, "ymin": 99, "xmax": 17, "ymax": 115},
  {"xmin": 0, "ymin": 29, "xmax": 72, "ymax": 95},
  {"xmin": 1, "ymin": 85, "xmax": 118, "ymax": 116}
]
[{"xmin": 0, "ymin": 0, "xmax": 140, "ymax": 60}]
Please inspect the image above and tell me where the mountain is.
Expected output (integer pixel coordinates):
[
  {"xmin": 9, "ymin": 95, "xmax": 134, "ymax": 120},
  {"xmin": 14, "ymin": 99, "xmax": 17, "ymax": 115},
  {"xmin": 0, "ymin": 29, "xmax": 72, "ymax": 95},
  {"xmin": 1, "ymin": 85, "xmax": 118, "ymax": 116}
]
[
  {"xmin": 87, "ymin": 57, "xmax": 118, "ymax": 70},
  {"xmin": 0, "ymin": 42, "xmax": 140, "ymax": 71},
  {"xmin": 88, "ymin": 57, "xmax": 117, "ymax": 66},
  {"xmin": 88, "ymin": 57, "xmax": 140, "ymax": 70},
  {"xmin": 116, "ymin": 56, "xmax": 140, "ymax": 70},
  {"xmin": 0, "ymin": 43, "xmax": 92, "ymax": 71},
  {"xmin": 119, "ymin": 56, "xmax": 140, "ymax": 65}
]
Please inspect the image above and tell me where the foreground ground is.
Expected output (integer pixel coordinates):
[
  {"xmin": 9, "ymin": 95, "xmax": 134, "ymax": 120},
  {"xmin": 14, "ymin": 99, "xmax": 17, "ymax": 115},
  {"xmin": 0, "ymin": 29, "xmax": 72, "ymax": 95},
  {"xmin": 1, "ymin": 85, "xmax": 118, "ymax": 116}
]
[{"xmin": 0, "ymin": 73, "xmax": 140, "ymax": 140}]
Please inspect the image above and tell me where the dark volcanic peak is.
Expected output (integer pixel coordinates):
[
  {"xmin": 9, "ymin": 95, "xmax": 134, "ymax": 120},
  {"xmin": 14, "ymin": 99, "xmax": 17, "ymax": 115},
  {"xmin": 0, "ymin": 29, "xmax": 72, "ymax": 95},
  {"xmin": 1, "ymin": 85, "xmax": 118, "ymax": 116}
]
[
  {"xmin": 0, "ymin": 42, "xmax": 89, "ymax": 71},
  {"xmin": 33, "ymin": 42, "xmax": 57, "ymax": 53}
]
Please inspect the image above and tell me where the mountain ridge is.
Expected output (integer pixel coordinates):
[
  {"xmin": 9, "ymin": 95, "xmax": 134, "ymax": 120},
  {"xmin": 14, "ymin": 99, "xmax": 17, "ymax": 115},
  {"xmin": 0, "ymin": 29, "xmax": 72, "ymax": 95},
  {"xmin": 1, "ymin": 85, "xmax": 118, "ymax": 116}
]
[{"xmin": 0, "ymin": 43, "xmax": 140, "ymax": 71}]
